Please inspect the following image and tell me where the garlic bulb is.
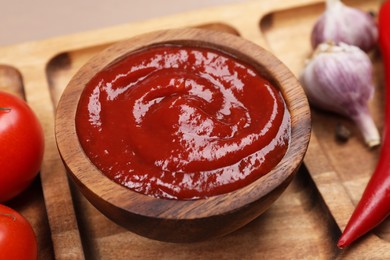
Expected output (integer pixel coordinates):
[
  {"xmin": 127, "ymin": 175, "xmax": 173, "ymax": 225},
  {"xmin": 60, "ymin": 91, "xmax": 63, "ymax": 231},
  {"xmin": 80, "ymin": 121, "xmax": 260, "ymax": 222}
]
[
  {"xmin": 311, "ymin": 0, "xmax": 378, "ymax": 52},
  {"xmin": 301, "ymin": 42, "xmax": 380, "ymax": 147}
]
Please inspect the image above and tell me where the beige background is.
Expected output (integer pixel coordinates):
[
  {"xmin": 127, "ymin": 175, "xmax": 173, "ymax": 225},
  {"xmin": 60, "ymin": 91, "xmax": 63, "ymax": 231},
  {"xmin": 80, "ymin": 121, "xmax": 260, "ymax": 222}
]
[{"xmin": 0, "ymin": 0, "xmax": 247, "ymax": 46}]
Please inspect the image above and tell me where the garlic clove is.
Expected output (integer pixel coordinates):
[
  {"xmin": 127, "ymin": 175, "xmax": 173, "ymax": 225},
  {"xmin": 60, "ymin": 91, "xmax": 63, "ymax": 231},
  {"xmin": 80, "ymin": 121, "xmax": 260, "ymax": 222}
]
[
  {"xmin": 311, "ymin": 0, "xmax": 378, "ymax": 52},
  {"xmin": 300, "ymin": 42, "xmax": 380, "ymax": 147}
]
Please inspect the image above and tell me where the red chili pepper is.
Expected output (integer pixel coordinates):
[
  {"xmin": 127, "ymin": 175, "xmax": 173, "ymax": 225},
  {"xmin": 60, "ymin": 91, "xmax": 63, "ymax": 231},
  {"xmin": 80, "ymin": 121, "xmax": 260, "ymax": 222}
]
[{"xmin": 337, "ymin": 0, "xmax": 390, "ymax": 248}]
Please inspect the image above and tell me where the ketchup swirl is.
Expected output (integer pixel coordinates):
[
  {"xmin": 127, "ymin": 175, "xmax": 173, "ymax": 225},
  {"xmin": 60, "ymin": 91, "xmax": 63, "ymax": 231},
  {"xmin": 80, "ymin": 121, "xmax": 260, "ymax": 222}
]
[{"xmin": 76, "ymin": 45, "xmax": 291, "ymax": 200}]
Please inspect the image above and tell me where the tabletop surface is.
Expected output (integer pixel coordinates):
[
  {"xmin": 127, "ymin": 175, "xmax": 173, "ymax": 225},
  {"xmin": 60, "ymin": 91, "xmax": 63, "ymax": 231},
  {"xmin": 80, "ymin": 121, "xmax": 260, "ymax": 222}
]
[
  {"xmin": 1, "ymin": 0, "xmax": 388, "ymax": 258},
  {"xmin": 0, "ymin": 0, "xmax": 248, "ymax": 46}
]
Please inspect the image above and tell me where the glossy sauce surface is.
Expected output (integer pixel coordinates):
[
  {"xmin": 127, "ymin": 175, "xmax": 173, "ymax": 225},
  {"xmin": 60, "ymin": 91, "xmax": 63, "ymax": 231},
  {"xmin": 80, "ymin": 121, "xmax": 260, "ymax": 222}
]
[{"xmin": 76, "ymin": 45, "xmax": 291, "ymax": 200}]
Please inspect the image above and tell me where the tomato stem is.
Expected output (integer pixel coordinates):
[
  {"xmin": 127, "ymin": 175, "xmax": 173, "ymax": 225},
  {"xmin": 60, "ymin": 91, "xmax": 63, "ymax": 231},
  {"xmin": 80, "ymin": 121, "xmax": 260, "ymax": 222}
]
[
  {"xmin": 0, "ymin": 107, "xmax": 11, "ymax": 111},
  {"xmin": 0, "ymin": 213, "xmax": 16, "ymax": 221}
]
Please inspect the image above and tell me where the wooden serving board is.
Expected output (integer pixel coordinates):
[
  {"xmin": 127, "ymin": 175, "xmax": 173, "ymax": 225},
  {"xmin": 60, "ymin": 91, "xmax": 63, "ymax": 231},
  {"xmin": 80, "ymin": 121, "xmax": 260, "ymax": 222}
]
[{"xmin": 0, "ymin": 0, "xmax": 386, "ymax": 258}]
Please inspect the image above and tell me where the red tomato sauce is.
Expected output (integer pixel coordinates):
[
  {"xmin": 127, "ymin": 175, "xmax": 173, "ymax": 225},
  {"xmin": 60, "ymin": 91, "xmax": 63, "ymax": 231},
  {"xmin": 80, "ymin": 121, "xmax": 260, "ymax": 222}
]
[{"xmin": 75, "ymin": 45, "xmax": 291, "ymax": 200}]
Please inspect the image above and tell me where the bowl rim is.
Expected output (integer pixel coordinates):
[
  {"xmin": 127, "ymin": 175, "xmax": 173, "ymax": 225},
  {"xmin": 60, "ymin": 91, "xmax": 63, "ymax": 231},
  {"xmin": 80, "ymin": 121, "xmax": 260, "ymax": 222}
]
[{"xmin": 55, "ymin": 27, "xmax": 311, "ymax": 220}]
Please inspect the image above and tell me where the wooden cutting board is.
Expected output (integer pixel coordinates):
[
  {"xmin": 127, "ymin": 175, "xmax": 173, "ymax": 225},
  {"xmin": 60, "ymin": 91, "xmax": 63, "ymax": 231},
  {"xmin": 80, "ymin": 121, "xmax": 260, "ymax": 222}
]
[{"xmin": 0, "ymin": 0, "xmax": 386, "ymax": 258}]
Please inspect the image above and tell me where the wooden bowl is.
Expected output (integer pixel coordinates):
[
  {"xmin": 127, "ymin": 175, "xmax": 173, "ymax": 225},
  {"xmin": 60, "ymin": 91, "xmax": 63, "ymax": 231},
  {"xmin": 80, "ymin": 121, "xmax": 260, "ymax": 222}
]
[{"xmin": 55, "ymin": 28, "xmax": 311, "ymax": 243}]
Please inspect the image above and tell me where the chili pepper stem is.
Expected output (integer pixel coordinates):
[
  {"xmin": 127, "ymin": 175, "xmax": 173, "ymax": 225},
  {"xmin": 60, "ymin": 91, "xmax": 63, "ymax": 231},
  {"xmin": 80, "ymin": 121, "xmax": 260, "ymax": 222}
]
[
  {"xmin": 351, "ymin": 108, "xmax": 381, "ymax": 148},
  {"xmin": 0, "ymin": 107, "xmax": 11, "ymax": 111}
]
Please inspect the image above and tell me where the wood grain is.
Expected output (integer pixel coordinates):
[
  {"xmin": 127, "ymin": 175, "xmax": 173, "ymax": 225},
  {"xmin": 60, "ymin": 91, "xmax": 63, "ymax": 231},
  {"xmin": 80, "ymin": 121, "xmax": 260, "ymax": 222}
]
[
  {"xmin": 46, "ymin": 36, "xmax": 327, "ymax": 258},
  {"xmin": 0, "ymin": 65, "xmax": 25, "ymax": 97},
  {"xmin": 55, "ymin": 27, "xmax": 311, "ymax": 243},
  {"xmin": 0, "ymin": 65, "xmax": 55, "ymax": 259},
  {"xmin": 18, "ymin": 58, "xmax": 86, "ymax": 259},
  {"xmin": 0, "ymin": 0, "xmax": 387, "ymax": 258},
  {"xmin": 261, "ymin": 0, "xmax": 390, "ymax": 254}
]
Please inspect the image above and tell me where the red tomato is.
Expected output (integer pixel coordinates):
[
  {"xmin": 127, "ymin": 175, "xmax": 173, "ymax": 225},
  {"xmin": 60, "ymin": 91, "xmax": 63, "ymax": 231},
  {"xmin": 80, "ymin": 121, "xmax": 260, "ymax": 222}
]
[
  {"xmin": 0, "ymin": 204, "xmax": 38, "ymax": 259},
  {"xmin": 0, "ymin": 91, "xmax": 44, "ymax": 202}
]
